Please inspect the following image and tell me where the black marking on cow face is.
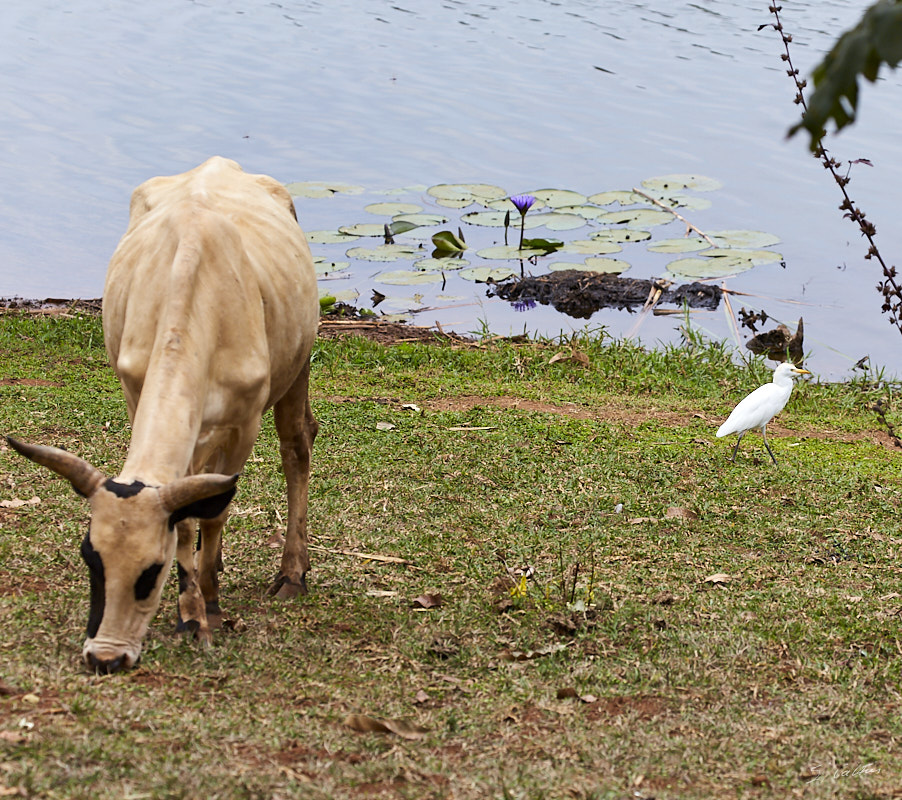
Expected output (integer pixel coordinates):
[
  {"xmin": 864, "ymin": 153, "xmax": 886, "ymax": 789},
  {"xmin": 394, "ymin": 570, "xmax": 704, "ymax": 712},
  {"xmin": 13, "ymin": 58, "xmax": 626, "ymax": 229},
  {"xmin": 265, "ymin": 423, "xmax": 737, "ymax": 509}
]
[
  {"xmin": 167, "ymin": 486, "xmax": 237, "ymax": 530},
  {"xmin": 103, "ymin": 478, "xmax": 148, "ymax": 498},
  {"xmin": 134, "ymin": 562, "xmax": 165, "ymax": 601},
  {"xmin": 80, "ymin": 534, "xmax": 105, "ymax": 638}
]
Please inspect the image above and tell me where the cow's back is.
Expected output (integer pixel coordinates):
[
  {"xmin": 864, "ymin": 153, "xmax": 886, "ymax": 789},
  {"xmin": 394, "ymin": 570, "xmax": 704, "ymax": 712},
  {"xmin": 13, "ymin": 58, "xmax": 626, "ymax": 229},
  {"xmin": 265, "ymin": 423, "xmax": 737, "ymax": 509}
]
[{"xmin": 102, "ymin": 157, "xmax": 317, "ymax": 481}]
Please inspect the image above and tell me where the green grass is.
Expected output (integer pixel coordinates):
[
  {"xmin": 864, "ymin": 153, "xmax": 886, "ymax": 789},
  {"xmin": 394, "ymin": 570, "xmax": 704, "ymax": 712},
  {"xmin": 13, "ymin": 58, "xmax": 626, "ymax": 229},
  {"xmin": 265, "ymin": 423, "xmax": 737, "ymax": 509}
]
[{"xmin": 1, "ymin": 311, "xmax": 902, "ymax": 798}]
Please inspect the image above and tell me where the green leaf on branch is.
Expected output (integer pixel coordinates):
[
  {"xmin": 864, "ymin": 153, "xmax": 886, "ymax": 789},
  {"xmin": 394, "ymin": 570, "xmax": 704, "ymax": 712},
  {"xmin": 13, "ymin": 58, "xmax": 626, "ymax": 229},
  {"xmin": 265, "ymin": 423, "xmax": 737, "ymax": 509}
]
[{"xmin": 792, "ymin": 0, "xmax": 902, "ymax": 148}]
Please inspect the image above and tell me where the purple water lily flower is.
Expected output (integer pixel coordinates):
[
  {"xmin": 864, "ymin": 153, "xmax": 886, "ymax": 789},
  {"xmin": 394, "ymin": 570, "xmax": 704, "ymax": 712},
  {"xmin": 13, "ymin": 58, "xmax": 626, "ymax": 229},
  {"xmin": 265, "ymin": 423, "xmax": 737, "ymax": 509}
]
[
  {"xmin": 509, "ymin": 194, "xmax": 536, "ymax": 250},
  {"xmin": 510, "ymin": 194, "xmax": 536, "ymax": 216}
]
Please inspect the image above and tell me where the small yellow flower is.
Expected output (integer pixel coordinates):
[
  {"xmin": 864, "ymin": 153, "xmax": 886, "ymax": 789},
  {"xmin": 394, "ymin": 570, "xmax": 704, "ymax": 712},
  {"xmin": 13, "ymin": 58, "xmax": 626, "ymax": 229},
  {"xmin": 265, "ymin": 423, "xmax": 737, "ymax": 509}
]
[{"xmin": 510, "ymin": 574, "xmax": 529, "ymax": 598}]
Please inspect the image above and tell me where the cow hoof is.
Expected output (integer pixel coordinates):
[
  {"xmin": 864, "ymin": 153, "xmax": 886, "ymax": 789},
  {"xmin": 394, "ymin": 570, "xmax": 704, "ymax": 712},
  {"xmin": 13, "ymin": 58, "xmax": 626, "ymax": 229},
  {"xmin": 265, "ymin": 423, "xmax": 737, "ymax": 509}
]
[
  {"xmin": 176, "ymin": 618, "xmax": 200, "ymax": 635},
  {"xmin": 268, "ymin": 574, "xmax": 307, "ymax": 600},
  {"xmin": 205, "ymin": 603, "xmax": 223, "ymax": 630}
]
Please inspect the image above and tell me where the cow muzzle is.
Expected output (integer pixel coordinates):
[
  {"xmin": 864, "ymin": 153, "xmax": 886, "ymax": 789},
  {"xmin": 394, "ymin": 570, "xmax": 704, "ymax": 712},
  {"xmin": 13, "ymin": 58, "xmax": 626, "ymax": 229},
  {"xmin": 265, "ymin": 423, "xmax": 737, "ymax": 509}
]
[{"xmin": 83, "ymin": 640, "xmax": 141, "ymax": 674}]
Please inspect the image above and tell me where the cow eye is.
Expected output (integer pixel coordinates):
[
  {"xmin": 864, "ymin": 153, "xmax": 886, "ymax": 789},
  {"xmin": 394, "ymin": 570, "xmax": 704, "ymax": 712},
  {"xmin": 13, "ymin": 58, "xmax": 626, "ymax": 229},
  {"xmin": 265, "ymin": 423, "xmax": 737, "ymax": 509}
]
[{"xmin": 134, "ymin": 563, "xmax": 164, "ymax": 601}]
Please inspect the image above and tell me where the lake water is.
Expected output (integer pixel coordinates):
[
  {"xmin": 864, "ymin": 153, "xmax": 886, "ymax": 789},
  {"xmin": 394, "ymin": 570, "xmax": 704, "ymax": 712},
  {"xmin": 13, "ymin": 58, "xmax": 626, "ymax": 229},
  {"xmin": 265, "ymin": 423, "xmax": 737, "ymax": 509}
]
[{"xmin": 2, "ymin": 0, "xmax": 901, "ymax": 380}]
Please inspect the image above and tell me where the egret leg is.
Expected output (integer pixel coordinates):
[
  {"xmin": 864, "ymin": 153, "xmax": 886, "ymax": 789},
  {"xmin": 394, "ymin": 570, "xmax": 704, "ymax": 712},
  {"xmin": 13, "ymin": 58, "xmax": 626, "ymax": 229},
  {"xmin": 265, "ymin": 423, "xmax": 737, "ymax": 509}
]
[
  {"xmin": 729, "ymin": 432, "xmax": 745, "ymax": 462},
  {"xmin": 761, "ymin": 425, "xmax": 778, "ymax": 466}
]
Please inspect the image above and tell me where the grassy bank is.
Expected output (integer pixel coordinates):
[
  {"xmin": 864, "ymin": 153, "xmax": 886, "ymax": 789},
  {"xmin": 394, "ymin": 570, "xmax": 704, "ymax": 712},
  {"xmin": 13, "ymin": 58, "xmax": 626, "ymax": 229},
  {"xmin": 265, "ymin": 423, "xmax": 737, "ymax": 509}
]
[{"xmin": 1, "ymin": 312, "xmax": 901, "ymax": 799}]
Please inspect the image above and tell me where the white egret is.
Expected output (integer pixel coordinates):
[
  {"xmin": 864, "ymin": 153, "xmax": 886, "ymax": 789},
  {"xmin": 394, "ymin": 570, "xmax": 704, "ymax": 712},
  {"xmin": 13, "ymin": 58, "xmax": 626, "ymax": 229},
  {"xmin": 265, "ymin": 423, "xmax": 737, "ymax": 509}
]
[{"xmin": 716, "ymin": 362, "xmax": 811, "ymax": 464}]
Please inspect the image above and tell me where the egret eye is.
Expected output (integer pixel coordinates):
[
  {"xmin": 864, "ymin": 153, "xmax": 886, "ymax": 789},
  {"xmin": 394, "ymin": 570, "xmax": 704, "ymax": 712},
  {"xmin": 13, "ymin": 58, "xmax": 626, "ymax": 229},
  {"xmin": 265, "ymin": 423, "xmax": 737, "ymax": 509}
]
[{"xmin": 134, "ymin": 563, "xmax": 164, "ymax": 601}]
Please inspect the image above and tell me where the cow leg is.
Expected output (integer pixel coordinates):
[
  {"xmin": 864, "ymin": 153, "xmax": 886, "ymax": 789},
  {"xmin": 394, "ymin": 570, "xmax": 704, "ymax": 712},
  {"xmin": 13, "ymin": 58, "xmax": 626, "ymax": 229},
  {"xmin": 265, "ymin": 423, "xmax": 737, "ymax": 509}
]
[
  {"xmin": 268, "ymin": 357, "xmax": 318, "ymax": 600},
  {"xmin": 196, "ymin": 509, "xmax": 229, "ymax": 628},
  {"xmin": 175, "ymin": 519, "xmax": 213, "ymax": 645}
]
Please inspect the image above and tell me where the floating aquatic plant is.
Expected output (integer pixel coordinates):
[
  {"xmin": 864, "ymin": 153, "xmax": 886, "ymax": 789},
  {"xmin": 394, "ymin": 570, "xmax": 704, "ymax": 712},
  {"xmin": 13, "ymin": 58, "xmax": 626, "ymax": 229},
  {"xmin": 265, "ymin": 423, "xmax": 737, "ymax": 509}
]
[{"xmin": 293, "ymin": 176, "xmax": 784, "ymax": 311}]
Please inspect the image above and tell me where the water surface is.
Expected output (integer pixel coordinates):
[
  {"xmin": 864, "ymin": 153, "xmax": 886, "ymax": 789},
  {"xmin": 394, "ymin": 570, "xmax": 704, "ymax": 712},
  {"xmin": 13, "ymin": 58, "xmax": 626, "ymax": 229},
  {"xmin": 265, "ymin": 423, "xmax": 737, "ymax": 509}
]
[{"xmin": 2, "ymin": 0, "xmax": 900, "ymax": 379}]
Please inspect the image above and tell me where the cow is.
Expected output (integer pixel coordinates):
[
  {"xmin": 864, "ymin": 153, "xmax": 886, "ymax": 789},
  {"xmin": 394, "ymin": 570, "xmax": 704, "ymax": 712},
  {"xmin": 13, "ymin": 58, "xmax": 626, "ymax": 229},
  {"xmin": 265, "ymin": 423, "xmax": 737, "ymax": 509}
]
[{"xmin": 7, "ymin": 156, "xmax": 319, "ymax": 673}]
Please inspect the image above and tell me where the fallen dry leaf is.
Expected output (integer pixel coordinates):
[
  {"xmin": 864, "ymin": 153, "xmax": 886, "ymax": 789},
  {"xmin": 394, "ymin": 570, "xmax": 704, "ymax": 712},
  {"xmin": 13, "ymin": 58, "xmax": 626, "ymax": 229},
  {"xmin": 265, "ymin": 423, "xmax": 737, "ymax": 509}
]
[
  {"xmin": 375, "ymin": 421, "xmax": 395, "ymax": 431},
  {"xmin": 704, "ymin": 572, "xmax": 731, "ymax": 585},
  {"xmin": 0, "ymin": 497, "xmax": 40, "ymax": 509},
  {"xmin": 222, "ymin": 617, "xmax": 247, "ymax": 633},
  {"xmin": 446, "ymin": 425, "xmax": 497, "ymax": 432},
  {"xmin": 343, "ymin": 713, "xmax": 429, "ymax": 740},
  {"xmin": 0, "ymin": 731, "xmax": 25, "ymax": 744},
  {"xmin": 265, "ymin": 531, "xmax": 285, "ymax": 548},
  {"xmin": 665, "ymin": 506, "xmax": 698, "ymax": 520},
  {"xmin": 412, "ymin": 593, "xmax": 443, "ymax": 609},
  {"xmin": 499, "ymin": 643, "xmax": 569, "ymax": 662},
  {"xmin": 548, "ymin": 349, "xmax": 590, "ymax": 367},
  {"xmin": 413, "ymin": 689, "xmax": 430, "ymax": 705},
  {"xmin": 556, "ymin": 687, "xmax": 598, "ymax": 703}
]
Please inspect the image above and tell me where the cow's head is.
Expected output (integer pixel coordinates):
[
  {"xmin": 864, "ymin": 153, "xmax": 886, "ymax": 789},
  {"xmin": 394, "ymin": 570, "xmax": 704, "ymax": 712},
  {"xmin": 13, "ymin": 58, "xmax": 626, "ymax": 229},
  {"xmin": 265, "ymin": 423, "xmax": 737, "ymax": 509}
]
[{"xmin": 6, "ymin": 437, "xmax": 237, "ymax": 673}]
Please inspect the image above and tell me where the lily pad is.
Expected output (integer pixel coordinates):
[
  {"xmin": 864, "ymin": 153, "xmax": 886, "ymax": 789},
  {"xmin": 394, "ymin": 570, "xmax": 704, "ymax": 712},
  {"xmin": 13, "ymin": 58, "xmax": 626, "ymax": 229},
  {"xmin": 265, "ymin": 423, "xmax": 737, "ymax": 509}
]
[
  {"xmin": 640, "ymin": 192, "xmax": 712, "ymax": 211},
  {"xmin": 664, "ymin": 247, "xmax": 782, "ymax": 279},
  {"xmin": 521, "ymin": 237, "xmax": 563, "ymax": 254},
  {"xmin": 462, "ymin": 210, "xmax": 545, "ymax": 229},
  {"xmin": 414, "ymin": 257, "xmax": 470, "ymax": 270},
  {"xmin": 386, "ymin": 220, "xmax": 420, "ymax": 237},
  {"xmin": 641, "ymin": 174, "xmax": 723, "ymax": 193},
  {"xmin": 306, "ymin": 229, "xmax": 361, "ymax": 244},
  {"xmin": 374, "ymin": 269, "xmax": 444, "ymax": 285},
  {"xmin": 427, "ymin": 183, "xmax": 507, "ymax": 208},
  {"xmin": 666, "ymin": 256, "xmax": 755, "ymax": 279},
  {"xmin": 646, "ymin": 237, "xmax": 709, "ymax": 254},
  {"xmin": 346, "ymin": 244, "xmax": 422, "ymax": 262},
  {"xmin": 587, "ymin": 190, "xmax": 643, "ymax": 207},
  {"xmin": 373, "ymin": 294, "xmax": 427, "ymax": 313},
  {"xmin": 373, "ymin": 184, "xmax": 428, "ymax": 195},
  {"xmin": 597, "ymin": 209, "xmax": 676, "ymax": 228},
  {"xmin": 476, "ymin": 245, "xmax": 551, "ymax": 260},
  {"xmin": 364, "ymin": 202, "xmax": 423, "ymax": 216},
  {"xmin": 591, "ymin": 229, "xmax": 652, "ymax": 243},
  {"xmin": 432, "ymin": 230, "xmax": 468, "ymax": 253},
  {"xmin": 319, "ymin": 287, "xmax": 359, "ymax": 303},
  {"xmin": 392, "ymin": 213, "xmax": 448, "ymax": 227},
  {"xmin": 549, "ymin": 258, "xmax": 630, "ymax": 274},
  {"xmin": 555, "ymin": 204, "xmax": 607, "ymax": 219},
  {"xmin": 561, "ymin": 239, "xmax": 623, "ymax": 255},
  {"xmin": 459, "ymin": 266, "xmax": 517, "ymax": 282},
  {"xmin": 701, "ymin": 247, "xmax": 783, "ymax": 265},
  {"xmin": 285, "ymin": 181, "xmax": 365, "ymax": 198},
  {"xmin": 531, "ymin": 212, "xmax": 587, "ymax": 231},
  {"xmin": 339, "ymin": 223, "xmax": 390, "ymax": 237},
  {"xmin": 708, "ymin": 230, "xmax": 782, "ymax": 248},
  {"xmin": 532, "ymin": 189, "xmax": 588, "ymax": 208},
  {"xmin": 313, "ymin": 258, "xmax": 351, "ymax": 275}
]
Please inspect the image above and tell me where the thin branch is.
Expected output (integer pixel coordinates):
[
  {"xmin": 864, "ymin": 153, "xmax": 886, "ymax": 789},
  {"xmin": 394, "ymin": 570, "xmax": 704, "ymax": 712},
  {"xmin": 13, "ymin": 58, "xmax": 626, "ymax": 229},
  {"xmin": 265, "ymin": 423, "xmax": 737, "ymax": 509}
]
[
  {"xmin": 766, "ymin": 4, "xmax": 902, "ymax": 336},
  {"xmin": 631, "ymin": 187, "xmax": 718, "ymax": 246}
]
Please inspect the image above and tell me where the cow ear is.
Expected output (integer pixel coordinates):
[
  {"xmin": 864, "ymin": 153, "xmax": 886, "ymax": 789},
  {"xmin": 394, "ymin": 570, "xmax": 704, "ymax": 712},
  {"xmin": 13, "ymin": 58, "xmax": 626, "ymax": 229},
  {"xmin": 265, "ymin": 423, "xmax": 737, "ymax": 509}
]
[
  {"xmin": 160, "ymin": 474, "xmax": 239, "ymax": 529},
  {"xmin": 6, "ymin": 437, "xmax": 106, "ymax": 498},
  {"xmin": 167, "ymin": 486, "xmax": 237, "ymax": 529}
]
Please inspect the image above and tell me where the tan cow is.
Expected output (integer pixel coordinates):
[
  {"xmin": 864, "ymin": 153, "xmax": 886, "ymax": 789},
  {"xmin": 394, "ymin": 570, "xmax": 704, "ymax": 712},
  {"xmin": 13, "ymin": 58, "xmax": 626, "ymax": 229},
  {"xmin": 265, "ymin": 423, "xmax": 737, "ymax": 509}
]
[{"xmin": 7, "ymin": 156, "xmax": 318, "ymax": 673}]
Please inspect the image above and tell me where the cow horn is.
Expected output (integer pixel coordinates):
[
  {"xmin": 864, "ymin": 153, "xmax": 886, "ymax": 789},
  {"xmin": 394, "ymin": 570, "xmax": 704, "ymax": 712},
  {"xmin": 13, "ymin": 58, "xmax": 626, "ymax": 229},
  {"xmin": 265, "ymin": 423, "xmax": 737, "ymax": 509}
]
[
  {"xmin": 158, "ymin": 473, "xmax": 240, "ymax": 513},
  {"xmin": 6, "ymin": 436, "xmax": 107, "ymax": 498}
]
